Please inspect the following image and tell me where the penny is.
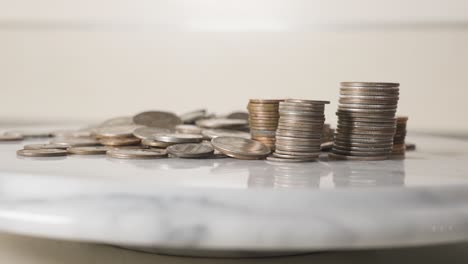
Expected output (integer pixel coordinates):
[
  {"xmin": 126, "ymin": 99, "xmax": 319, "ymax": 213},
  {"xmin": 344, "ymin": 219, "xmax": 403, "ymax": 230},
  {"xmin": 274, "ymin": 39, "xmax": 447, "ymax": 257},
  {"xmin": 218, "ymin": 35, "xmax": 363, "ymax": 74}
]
[
  {"xmin": 17, "ymin": 149, "xmax": 68, "ymax": 157},
  {"xmin": 167, "ymin": 143, "xmax": 214, "ymax": 158},
  {"xmin": 68, "ymin": 146, "xmax": 111, "ymax": 155},
  {"xmin": 99, "ymin": 137, "xmax": 141, "ymax": 146},
  {"xmin": 107, "ymin": 149, "xmax": 168, "ymax": 159},
  {"xmin": 133, "ymin": 111, "xmax": 182, "ymax": 128}
]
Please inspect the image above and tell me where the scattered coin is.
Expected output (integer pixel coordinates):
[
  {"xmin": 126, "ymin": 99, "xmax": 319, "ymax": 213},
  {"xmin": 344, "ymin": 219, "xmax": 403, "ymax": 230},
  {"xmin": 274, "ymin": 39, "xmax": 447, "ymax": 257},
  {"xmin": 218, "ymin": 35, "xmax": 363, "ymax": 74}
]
[
  {"xmin": 107, "ymin": 149, "xmax": 168, "ymax": 159},
  {"xmin": 180, "ymin": 109, "xmax": 207, "ymax": 124},
  {"xmin": 50, "ymin": 138, "xmax": 101, "ymax": 147},
  {"xmin": 141, "ymin": 139, "xmax": 175, "ymax": 148},
  {"xmin": 99, "ymin": 137, "xmax": 141, "ymax": 146},
  {"xmin": 167, "ymin": 143, "xmax": 214, "ymax": 158},
  {"xmin": 153, "ymin": 133, "xmax": 203, "ymax": 143},
  {"xmin": 99, "ymin": 116, "xmax": 135, "ymax": 127},
  {"xmin": 201, "ymin": 129, "xmax": 250, "ymax": 139},
  {"xmin": 17, "ymin": 149, "xmax": 68, "ymax": 157},
  {"xmin": 227, "ymin": 111, "xmax": 249, "ymax": 120},
  {"xmin": 133, "ymin": 127, "xmax": 172, "ymax": 139},
  {"xmin": 175, "ymin": 125, "xmax": 203, "ymax": 134},
  {"xmin": 0, "ymin": 133, "xmax": 24, "ymax": 142},
  {"xmin": 211, "ymin": 137, "xmax": 271, "ymax": 159},
  {"xmin": 24, "ymin": 144, "xmax": 70, "ymax": 150},
  {"xmin": 133, "ymin": 111, "xmax": 182, "ymax": 128},
  {"xmin": 94, "ymin": 125, "xmax": 141, "ymax": 138},
  {"xmin": 68, "ymin": 146, "xmax": 111, "ymax": 155},
  {"xmin": 6, "ymin": 131, "xmax": 51, "ymax": 138},
  {"xmin": 196, "ymin": 118, "xmax": 248, "ymax": 129}
]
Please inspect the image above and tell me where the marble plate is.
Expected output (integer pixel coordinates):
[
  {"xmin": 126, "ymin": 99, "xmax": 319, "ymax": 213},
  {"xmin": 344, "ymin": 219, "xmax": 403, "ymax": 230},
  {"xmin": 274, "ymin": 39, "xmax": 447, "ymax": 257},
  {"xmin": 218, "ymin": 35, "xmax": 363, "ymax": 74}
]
[{"xmin": 0, "ymin": 133, "xmax": 468, "ymax": 254}]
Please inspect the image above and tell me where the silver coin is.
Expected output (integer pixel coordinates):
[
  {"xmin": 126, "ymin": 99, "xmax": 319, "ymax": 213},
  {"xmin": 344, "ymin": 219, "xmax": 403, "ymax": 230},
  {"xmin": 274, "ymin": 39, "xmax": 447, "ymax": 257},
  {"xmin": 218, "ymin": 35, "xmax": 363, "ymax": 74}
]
[
  {"xmin": 272, "ymin": 152, "xmax": 319, "ymax": 160},
  {"xmin": 337, "ymin": 117, "xmax": 396, "ymax": 123},
  {"xmin": 266, "ymin": 156, "xmax": 315, "ymax": 163},
  {"xmin": 0, "ymin": 133, "xmax": 23, "ymax": 141},
  {"xmin": 339, "ymin": 95, "xmax": 399, "ymax": 101},
  {"xmin": 275, "ymin": 135, "xmax": 322, "ymax": 142},
  {"xmin": 180, "ymin": 109, "xmax": 207, "ymax": 123},
  {"xmin": 278, "ymin": 116, "xmax": 326, "ymax": 123},
  {"xmin": 275, "ymin": 145, "xmax": 321, "ymax": 153},
  {"xmin": 328, "ymin": 152, "xmax": 388, "ymax": 161},
  {"xmin": 250, "ymin": 129, "xmax": 276, "ymax": 137},
  {"xmin": 133, "ymin": 127, "xmax": 172, "ymax": 139},
  {"xmin": 279, "ymin": 102, "xmax": 325, "ymax": 110},
  {"xmin": 17, "ymin": 149, "xmax": 68, "ymax": 157},
  {"xmin": 107, "ymin": 149, "xmax": 168, "ymax": 159},
  {"xmin": 338, "ymin": 104, "xmax": 398, "ymax": 110},
  {"xmin": 133, "ymin": 111, "xmax": 182, "ymax": 128},
  {"xmin": 141, "ymin": 139, "xmax": 175, "ymax": 148},
  {"xmin": 167, "ymin": 143, "xmax": 214, "ymax": 158},
  {"xmin": 24, "ymin": 144, "xmax": 70, "ymax": 150},
  {"xmin": 276, "ymin": 130, "xmax": 322, "ymax": 139},
  {"xmin": 68, "ymin": 146, "xmax": 111, "ymax": 155},
  {"xmin": 273, "ymin": 149, "xmax": 322, "ymax": 157},
  {"xmin": 175, "ymin": 125, "xmax": 203, "ymax": 134},
  {"xmin": 95, "ymin": 125, "xmax": 141, "ymax": 138},
  {"xmin": 51, "ymin": 129, "xmax": 93, "ymax": 138},
  {"xmin": 196, "ymin": 118, "xmax": 248, "ymax": 128},
  {"xmin": 153, "ymin": 133, "xmax": 203, "ymax": 143},
  {"xmin": 339, "ymin": 98, "xmax": 398, "ymax": 105},
  {"xmin": 338, "ymin": 121, "xmax": 396, "ymax": 128},
  {"xmin": 340, "ymin": 82, "xmax": 399, "ymax": 87},
  {"xmin": 202, "ymin": 129, "xmax": 251, "ymax": 139},
  {"xmin": 333, "ymin": 140, "xmax": 394, "ymax": 148},
  {"xmin": 50, "ymin": 138, "xmax": 101, "ymax": 147},
  {"xmin": 6, "ymin": 130, "xmax": 52, "ymax": 138},
  {"xmin": 227, "ymin": 112, "xmax": 249, "ymax": 120},
  {"xmin": 211, "ymin": 137, "xmax": 271, "ymax": 159},
  {"xmin": 284, "ymin": 99, "xmax": 330, "ymax": 105},
  {"xmin": 99, "ymin": 116, "xmax": 135, "ymax": 127},
  {"xmin": 332, "ymin": 144, "xmax": 392, "ymax": 152},
  {"xmin": 320, "ymin": 141, "xmax": 334, "ymax": 151},
  {"xmin": 277, "ymin": 125, "xmax": 324, "ymax": 132},
  {"xmin": 331, "ymin": 149, "xmax": 390, "ymax": 157}
]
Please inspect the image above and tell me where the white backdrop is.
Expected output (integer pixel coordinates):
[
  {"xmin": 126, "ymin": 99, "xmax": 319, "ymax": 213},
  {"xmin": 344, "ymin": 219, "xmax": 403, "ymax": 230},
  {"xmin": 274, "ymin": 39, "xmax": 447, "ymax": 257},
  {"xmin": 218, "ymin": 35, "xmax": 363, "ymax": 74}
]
[{"xmin": 1, "ymin": 0, "xmax": 467, "ymax": 134}]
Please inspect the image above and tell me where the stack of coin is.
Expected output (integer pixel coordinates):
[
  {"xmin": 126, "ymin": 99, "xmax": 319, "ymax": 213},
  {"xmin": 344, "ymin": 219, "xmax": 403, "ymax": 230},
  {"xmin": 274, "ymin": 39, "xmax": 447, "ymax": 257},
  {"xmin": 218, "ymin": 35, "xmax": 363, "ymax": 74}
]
[
  {"xmin": 330, "ymin": 82, "xmax": 400, "ymax": 161},
  {"xmin": 269, "ymin": 99, "xmax": 329, "ymax": 162},
  {"xmin": 392, "ymin": 116, "xmax": 408, "ymax": 158},
  {"xmin": 247, "ymin": 99, "xmax": 283, "ymax": 149}
]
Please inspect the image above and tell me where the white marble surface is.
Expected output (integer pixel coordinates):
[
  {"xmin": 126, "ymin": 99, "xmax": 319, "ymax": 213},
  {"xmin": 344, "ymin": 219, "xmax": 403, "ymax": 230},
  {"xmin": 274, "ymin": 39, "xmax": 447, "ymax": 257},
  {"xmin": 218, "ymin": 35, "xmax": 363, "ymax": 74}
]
[{"xmin": 0, "ymin": 132, "xmax": 468, "ymax": 252}]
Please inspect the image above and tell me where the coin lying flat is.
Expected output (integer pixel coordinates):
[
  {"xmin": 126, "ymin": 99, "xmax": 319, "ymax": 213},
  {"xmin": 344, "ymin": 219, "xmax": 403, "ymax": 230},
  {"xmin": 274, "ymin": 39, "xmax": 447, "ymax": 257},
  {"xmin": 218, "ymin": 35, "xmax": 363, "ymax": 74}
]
[
  {"xmin": 24, "ymin": 144, "xmax": 70, "ymax": 150},
  {"xmin": 167, "ymin": 143, "xmax": 214, "ymax": 158},
  {"xmin": 153, "ymin": 133, "xmax": 203, "ymax": 143},
  {"xmin": 99, "ymin": 137, "xmax": 141, "ymax": 146},
  {"xmin": 227, "ymin": 111, "xmax": 249, "ymax": 120},
  {"xmin": 68, "ymin": 146, "xmax": 111, "ymax": 155},
  {"xmin": 211, "ymin": 137, "xmax": 271, "ymax": 159},
  {"xmin": 133, "ymin": 127, "xmax": 172, "ymax": 139},
  {"xmin": 6, "ymin": 131, "xmax": 52, "ymax": 138},
  {"xmin": 94, "ymin": 125, "xmax": 141, "ymax": 138},
  {"xmin": 0, "ymin": 133, "xmax": 24, "ymax": 141},
  {"xmin": 141, "ymin": 139, "xmax": 175, "ymax": 148},
  {"xmin": 196, "ymin": 118, "xmax": 248, "ymax": 129},
  {"xmin": 50, "ymin": 138, "xmax": 101, "ymax": 147},
  {"xmin": 180, "ymin": 109, "xmax": 207, "ymax": 124},
  {"xmin": 17, "ymin": 149, "xmax": 68, "ymax": 157},
  {"xmin": 175, "ymin": 125, "xmax": 203, "ymax": 134},
  {"xmin": 266, "ymin": 156, "xmax": 316, "ymax": 163},
  {"xmin": 202, "ymin": 129, "xmax": 251, "ymax": 139},
  {"xmin": 107, "ymin": 149, "xmax": 168, "ymax": 159},
  {"xmin": 99, "ymin": 116, "xmax": 135, "ymax": 127},
  {"xmin": 133, "ymin": 111, "xmax": 182, "ymax": 128}
]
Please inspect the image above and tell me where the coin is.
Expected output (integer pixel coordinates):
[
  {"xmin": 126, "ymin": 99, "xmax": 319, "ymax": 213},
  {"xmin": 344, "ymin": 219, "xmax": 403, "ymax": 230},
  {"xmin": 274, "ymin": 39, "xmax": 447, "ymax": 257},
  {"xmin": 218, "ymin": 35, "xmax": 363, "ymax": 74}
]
[
  {"xmin": 99, "ymin": 116, "xmax": 135, "ymax": 127},
  {"xmin": 196, "ymin": 118, "xmax": 248, "ymax": 128},
  {"xmin": 180, "ymin": 109, "xmax": 207, "ymax": 124},
  {"xmin": 202, "ymin": 129, "xmax": 250, "ymax": 139},
  {"xmin": 227, "ymin": 112, "xmax": 249, "ymax": 120},
  {"xmin": 133, "ymin": 127, "xmax": 172, "ymax": 139},
  {"xmin": 0, "ymin": 133, "xmax": 23, "ymax": 141},
  {"xmin": 24, "ymin": 144, "xmax": 70, "ymax": 150},
  {"xmin": 406, "ymin": 143, "xmax": 416, "ymax": 151},
  {"xmin": 272, "ymin": 152, "xmax": 319, "ymax": 159},
  {"xmin": 328, "ymin": 152, "xmax": 388, "ymax": 161},
  {"xmin": 175, "ymin": 125, "xmax": 203, "ymax": 134},
  {"xmin": 99, "ymin": 137, "xmax": 141, "ymax": 146},
  {"xmin": 167, "ymin": 143, "xmax": 214, "ymax": 158},
  {"xmin": 68, "ymin": 146, "xmax": 111, "ymax": 155},
  {"xmin": 50, "ymin": 138, "xmax": 101, "ymax": 147},
  {"xmin": 284, "ymin": 99, "xmax": 330, "ymax": 105},
  {"xmin": 249, "ymin": 99, "xmax": 284, "ymax": 104},
  {"xmin": 340, "ymin": 82, "xmax": 399, "ymax": 87},
  {"xmin": 94, "ymin": 125, "xmax": 142, "ymax": 138},
  {"xmin": 17, "ymin": 149, "xmax": 68, "ymax": 157},
  {"xmin": 133, "ymin": 111, "xmax": 182, "ymax": 128},
  {"xmin": 266, "ymin": 156, "xmax": 316, "ymax": 163},
  {"xmin": 153, "ymin": 133, "xmax": 203, "ymax": 143},
  {"xmin": 6, "ymin": 131, "xmax": 52, "ymax": 138},
  {"xmin": 211, "ymin": 137, "xmax": 271, "ymax": 159},
  {"xmin": 107, "ymin": 149, "xmax": 168, "ymax": 159},
  {"xmin": 141, "ymin": 139, "xmax": 175, "ymax": 148}
]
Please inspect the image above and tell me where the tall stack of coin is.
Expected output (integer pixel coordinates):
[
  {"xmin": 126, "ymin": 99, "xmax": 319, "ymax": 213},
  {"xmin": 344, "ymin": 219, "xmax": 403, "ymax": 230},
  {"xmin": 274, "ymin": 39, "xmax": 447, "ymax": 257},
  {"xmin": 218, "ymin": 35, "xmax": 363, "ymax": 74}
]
[
  {"xmin": 247, "ymin": 99, "xmax": 283, "ymax": 149},
  {"xmin": 391, "ymin": 116, "xmax": 408, "ymax": 158},
  {"xmin": 330, "ymin": 82, "xmax": 400, "ymax": 161},
  {"xmin": 268, "ymin": 99, "xmax": 329, "ymax": 162}
]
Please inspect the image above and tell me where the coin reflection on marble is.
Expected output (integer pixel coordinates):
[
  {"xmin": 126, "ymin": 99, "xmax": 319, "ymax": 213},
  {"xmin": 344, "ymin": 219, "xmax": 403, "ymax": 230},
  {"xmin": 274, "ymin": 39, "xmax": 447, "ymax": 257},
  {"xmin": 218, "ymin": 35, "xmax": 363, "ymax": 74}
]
[{"xmin": 331, "ymin": 160, "xmax": 405, "ymax": 188}]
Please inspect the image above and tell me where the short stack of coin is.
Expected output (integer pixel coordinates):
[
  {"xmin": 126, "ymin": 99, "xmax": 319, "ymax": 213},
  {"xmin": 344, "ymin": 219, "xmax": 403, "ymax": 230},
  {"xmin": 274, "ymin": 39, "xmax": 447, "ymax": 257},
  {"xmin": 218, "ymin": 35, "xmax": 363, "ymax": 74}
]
[
  {"xmin": 247, "ymin": 99, "xmax": 283, "ymax": 149},
  {"xmin": 330, "ymin": 82, "xmax": 400, "ymax": 161},
  {"xmin": 391, "ymin": 116, "xmax": 408, "ymax": 158},
  {"xmin": 269, "ymin": 99, "xmax": 329, "ymax": 162}
]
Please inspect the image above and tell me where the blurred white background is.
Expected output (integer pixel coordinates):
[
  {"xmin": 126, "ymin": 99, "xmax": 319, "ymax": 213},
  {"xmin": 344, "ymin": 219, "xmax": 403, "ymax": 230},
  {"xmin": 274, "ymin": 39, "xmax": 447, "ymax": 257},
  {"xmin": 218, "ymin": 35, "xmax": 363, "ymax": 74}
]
[{"xmin": 1, "ymin": 0, "xmax": 467, "ymax": 135}]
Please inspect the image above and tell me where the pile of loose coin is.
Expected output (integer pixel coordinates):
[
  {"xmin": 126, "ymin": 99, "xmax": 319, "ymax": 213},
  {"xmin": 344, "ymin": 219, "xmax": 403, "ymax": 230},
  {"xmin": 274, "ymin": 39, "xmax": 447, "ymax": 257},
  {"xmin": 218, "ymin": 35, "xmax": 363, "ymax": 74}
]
[
  {"xmin": 247, "ymin": 99, "xmax": 283, "ymax": 150},
  {"xmin": 330, "ymin": 82, "xmax": 400, "ymax": 161},
  {"xmin": 391, "ymin": 116, "xmax": 408, "ymax": 158},
  {"xmin": 267, "ymin": 99, "xmax": 329, "ymax": 162}
]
